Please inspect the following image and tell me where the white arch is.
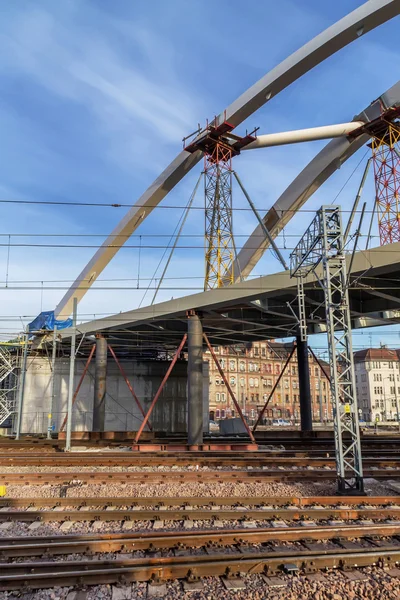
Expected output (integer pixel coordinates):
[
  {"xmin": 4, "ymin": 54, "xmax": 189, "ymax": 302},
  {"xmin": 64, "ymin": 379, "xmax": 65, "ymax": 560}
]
[{"xmin": 54, "ymin": 0, "xmax": 400, "ymax": 319}]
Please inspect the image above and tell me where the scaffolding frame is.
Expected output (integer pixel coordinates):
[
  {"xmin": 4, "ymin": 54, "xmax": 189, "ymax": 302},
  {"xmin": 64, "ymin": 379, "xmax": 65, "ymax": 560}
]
[
  {"xmin": 291, "ymin": 206, "xmax": 364, "ymax": 494},
  {"xmin": 372, "ymin": 122, "xmax": 400, "ymax": 245}
]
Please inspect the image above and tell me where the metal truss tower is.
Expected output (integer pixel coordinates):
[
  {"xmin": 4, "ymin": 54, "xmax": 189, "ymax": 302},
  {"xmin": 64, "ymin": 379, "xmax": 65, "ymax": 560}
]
[
  {"xmin": 184, "ymin": 118, "xmax": 257, "ymax": 291},
  {"xmin": 291, "ymin": 206, "xmax": 364, "ymax": 494},
  {"xmin": 203, "ymin": 140, "xmax": 235, "ymax": 289},
  {"xmin": 371, "ymin": 123, "xmax": 400, "ymax": 245}
]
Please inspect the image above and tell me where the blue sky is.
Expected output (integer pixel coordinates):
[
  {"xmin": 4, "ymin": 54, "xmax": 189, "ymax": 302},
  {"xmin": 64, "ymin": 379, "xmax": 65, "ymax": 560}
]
[{"xmin": 0, "ymin": 0, "xmax": 399, "ymax": 351}]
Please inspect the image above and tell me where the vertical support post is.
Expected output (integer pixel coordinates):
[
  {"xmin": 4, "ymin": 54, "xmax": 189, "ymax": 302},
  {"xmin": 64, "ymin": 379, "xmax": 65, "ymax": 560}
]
[
  {"xmin": 48, "ymin": 325, "xmax": 57, "ymax": 439},
  {"xmin": 297, "ymin": 335, "xmax": 313, "ymax": 432},
  {"xmin": 93, "ymin": 334, "xmax": 107, "ymax": 432},
  {"xmin": 135, "ymin": 334, "xmax": 187, "ymax": 443},
  {"xmin": 15, "ymin": 329, "xmax": 29, "ymax": 440},
  {"xmin": 65, "ymin": 298, "xmax": 77, "ymax": 452},
  {"xmin": 187, "ymin": 311, "xmax": 204, "ymax": 446},
  {"xmin": 319, "ymin": 365, "xmax": 323, "ymax": 424}
]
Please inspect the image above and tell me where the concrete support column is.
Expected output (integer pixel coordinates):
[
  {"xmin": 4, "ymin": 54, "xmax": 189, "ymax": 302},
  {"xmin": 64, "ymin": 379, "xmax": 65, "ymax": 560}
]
[
  {"xmin": 297, "ymin": 336, "xmax": 313, "ymax": 432},
  {"xmin": 187, "ymin": 312, "xmax": 203, "ymax": 446},
  {"xmin": 93, "ymin": 335, "xmax": 107, "ymax": 432}
]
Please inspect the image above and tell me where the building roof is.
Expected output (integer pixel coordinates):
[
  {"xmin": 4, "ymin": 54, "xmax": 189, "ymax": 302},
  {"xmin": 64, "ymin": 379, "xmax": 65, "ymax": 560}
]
[{"xmin": 354, "ymin": 348, "xmax": 400, "ymax": 362}]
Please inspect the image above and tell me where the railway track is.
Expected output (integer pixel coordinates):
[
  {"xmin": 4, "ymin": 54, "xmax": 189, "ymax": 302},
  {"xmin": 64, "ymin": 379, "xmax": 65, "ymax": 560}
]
[
  {"xmin": 3, "ymin": 452, "xmax": 400, "ymax": 468},
  {"xmin": 1, "ymin": 522, "xmax": 400, "ymax": 590},
  {"xmin": 2, "ymin": 500, "xmax": 400, "ymax": 522},
  {"xmin": 1, "ymin": 467, "xmax": 400, "ymax": 484},
  {"xmin": 2, "ymin": 434, "xmax": 400, "ymax": 452}
]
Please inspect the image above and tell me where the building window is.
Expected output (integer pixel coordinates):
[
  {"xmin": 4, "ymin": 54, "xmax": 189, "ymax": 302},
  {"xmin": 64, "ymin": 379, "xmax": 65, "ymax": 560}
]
[
  {"xmin": 220, "ymin": 359, "xmax": 226, "ymax": 369},
  {"xmin": 221, "ymin": 393, "xmax": 226, "ymax": 402},
  {"xmin": 261, "ymin": 347, "xmax": 266, "ymax": 357},
  {"xmin": 285, "ymin": 394, "xmax": 290, "ymax": 404},
  {"xmin": 291, "ymin": 366, "xmax": 296, "ymax": 375},
  {"xmin": 215, "ymin": 378, "xmax": 220, "ymax": 386},
  {"xmin": 229, "ymin": 360, "xmax": 236, "ymax": 371},
  {"xmin": 266, "ymin": 364, "xmax": 272, "ymax": 374},
  {"xmin": 314, "ymin": 367, "xmax": 319, "ymax": 376},
  {"xmin": 215, "ymin": 409, "xmax": 220, "ymax": 419},
  {"xmin": 249, "ymin": 377, "xmax": 254, "ymax": 387},
  {"xmin": 249, "ymin": 363, "xmax": 254, "ymax": 372},
  {"xmin": 230, "ymin": 376, "xmax": 236, "ymax": 386},
  {"xmin": 239, "ymin": 361, "xmax": 245, "ymax": 372},
  {"xmin": 284, "ymin": 379, "xmax": 289, "ymax": 388},
  {"xmin": 255, "ymin": 378, "xmax": 259, "ymax": 388},
  {"xmin": 216, "ymin": 393, "xmax": 220, "ymax": 402},
  {"xmin": 221, "ymin": 409, "xmax": 226, "ymax": 418},
  {"xmin": 254, "ymin": 363, "xmax": 259, "ymax": 372},
  {"xmin": 254, "ymin": 346, "xmax": 259, "ymax": 356},
  {"xmin": 275, "ymin": 364, "xmax": 280, "ymax": 375},
  {"xmin": 240, "ymin": 377, "xmax": 245, "ymax": 387}
]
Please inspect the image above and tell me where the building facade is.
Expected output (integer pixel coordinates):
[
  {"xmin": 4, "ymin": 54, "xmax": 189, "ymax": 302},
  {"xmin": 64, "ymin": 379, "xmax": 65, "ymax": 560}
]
[
  {"xmin": 354, "ymin": 348, "xmax": 400, "ymax": 422},
  {"xmin": 205, "ymin": 340, "xmax": 332, "ymax": 424}
]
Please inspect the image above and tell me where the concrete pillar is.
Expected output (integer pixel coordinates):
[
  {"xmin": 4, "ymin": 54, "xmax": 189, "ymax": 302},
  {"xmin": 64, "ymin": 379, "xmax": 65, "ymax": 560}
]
[
  {"xmin": 93, "ymin": 335, "xmax": 107, "ymax": 432},
  {"xmin": 296, "ymin": 336, "xmax": 313, "ymax": 432},
  {"xmin": 187, "ymin": 313, "xmax": 203, "ymax": 446}
]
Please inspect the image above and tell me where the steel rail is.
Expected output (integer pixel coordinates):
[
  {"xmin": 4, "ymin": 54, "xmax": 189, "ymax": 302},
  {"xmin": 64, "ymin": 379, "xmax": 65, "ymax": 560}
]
[
  {"xmin": 0, "ymin": 453, "xmax": 400, "ymax": 469},
  {"xmin": 0, "ymin": 544, "xmax": 400, "ymax": 591},
  {"xmin": 3, "ymin": 507, "xmax": 400, "ymax": 523},
  {"xmin": 1, "ymin": 523, "xmax": 400, "ymax": 558},
  {"xmin": 0, "ymin": 495, "xmax": 397, "ymax": 509},
  {"xmin": 2, "ymin": 468, "xmax": 400, "ymax": 484}
]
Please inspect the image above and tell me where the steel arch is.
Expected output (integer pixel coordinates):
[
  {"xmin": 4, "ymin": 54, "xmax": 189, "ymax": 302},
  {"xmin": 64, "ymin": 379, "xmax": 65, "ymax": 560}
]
[{"xmin": 54, "ymin": 0, "xmax": 400, "ymax": 318}]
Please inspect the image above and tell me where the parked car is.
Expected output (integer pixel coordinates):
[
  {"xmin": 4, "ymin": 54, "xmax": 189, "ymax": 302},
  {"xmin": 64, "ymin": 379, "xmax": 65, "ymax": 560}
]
[{"xmin": 272, "ymin": 418, "xmax": 291, "ymax": 426}]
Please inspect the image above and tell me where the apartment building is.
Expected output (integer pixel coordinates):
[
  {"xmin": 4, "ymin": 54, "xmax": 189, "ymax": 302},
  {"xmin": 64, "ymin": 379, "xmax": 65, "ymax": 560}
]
[
  {"xmin": 205, "ymin": 340, "xmax": 332, "ymax": 424},
  {"xmin": 354, "ymin": 348, "xmax": 400, "ymax": 422}
]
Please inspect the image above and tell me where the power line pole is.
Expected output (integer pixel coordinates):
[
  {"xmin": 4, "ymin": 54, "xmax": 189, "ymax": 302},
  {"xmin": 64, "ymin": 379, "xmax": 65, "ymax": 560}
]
[{"xmin": 290, "ymin": 205, "xmax": 364, "ymax": 494}]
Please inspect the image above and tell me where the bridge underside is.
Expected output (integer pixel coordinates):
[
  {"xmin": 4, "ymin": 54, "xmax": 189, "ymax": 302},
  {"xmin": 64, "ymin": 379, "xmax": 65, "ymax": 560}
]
[{"xmin": 58, "ymin": 242, "xmax": 400, "ymax": 359}]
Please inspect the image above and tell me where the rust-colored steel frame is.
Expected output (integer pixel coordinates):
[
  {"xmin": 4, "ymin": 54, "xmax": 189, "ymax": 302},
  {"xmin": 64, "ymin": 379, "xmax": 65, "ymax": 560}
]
[
  {"xmin": 108, "ymin": 344, "xmax": 151, "ymax": 431},
  {"xmin": 203, "ymin": 332, "xmax": 255, "ymax": 443},
  {"xmin": 59, "ymin": 344, "xmax": 96, "ymax": 433},
  {"xmin": 372, "ymin": 122, "xmax": 400, "ymax": 245},
  {"xmin": 252, "ymin": 344, "xmax": 296, "ymax": 432},
  {"xmin": 204, "ymin": 140, "xmax": 235, "ymax": 290},
  {"xmin": 134, "ymin": 334, "xmax": 187, "ymax": 443}
]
